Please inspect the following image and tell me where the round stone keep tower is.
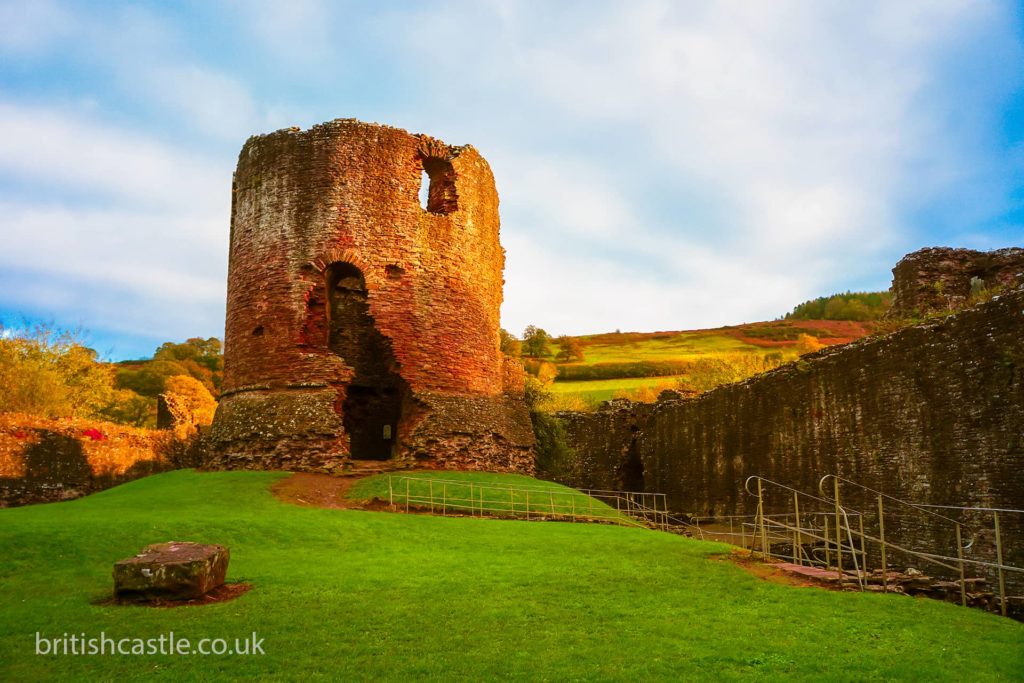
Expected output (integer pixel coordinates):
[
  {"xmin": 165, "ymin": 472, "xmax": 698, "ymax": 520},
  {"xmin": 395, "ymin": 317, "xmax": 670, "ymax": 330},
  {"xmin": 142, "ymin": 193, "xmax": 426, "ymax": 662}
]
[{"xmin": 209, "ymin": 119, "xmax": 535, "ymax": 473}]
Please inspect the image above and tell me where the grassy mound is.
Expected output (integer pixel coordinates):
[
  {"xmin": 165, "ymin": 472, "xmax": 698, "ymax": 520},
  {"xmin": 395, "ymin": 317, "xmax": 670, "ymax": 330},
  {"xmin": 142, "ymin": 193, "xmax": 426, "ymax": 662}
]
[
  {"xmin": 1, "ymin": 470, "xmax": 1021, "ymax": 681},
  {"xmin": 349, "ymin": 471, "xmax": 631, "ymax": 523}
]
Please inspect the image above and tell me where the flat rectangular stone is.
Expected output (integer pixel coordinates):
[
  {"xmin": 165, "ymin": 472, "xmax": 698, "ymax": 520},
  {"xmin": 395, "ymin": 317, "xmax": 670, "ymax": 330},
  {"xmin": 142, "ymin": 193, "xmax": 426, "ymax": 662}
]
[{"xmin": 113, "ymin": 542, "xmax": 229, "ymax": 600}]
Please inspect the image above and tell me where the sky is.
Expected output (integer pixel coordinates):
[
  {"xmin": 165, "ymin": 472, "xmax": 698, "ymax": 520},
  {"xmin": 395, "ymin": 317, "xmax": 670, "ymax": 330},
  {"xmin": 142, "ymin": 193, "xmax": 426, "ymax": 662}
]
[{"xmin": 1, "ymin": 0, "xmax": 1022, "ymax": 360}]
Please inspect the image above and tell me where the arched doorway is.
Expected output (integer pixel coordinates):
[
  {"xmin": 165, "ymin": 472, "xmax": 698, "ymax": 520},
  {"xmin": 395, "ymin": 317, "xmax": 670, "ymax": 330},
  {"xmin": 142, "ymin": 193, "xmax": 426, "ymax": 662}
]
[{"xmin": 326, "ymin": 262, "xmax": 405, "ymax": 460}]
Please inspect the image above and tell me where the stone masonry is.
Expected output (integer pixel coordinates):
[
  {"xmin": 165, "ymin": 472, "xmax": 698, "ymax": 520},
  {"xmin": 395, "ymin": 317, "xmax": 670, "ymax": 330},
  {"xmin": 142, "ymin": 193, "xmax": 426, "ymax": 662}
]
[
  {"xmin": 547, "ymin": 288, "xmax": 1024, "ymax": 590},
  {"xmin": 888, "ymin": 246, "xmax": 1024, "ymax": 318},
  {"xmin": 209, "ymin": 119, "xmax": 534, "ymax": 473}
]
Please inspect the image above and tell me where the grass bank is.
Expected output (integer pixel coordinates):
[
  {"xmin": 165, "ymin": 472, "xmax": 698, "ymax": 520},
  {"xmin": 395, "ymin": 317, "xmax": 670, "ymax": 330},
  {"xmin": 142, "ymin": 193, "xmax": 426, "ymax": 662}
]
[{"xmin": 1, "ymin": 470, "xmax": 1020, "ymax": 681}]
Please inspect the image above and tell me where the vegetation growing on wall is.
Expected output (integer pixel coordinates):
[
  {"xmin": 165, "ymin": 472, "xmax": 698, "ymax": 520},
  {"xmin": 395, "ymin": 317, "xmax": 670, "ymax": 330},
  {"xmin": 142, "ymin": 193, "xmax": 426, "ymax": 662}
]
[{"xmin": 523, "ymin": 377, "xmax": 578, "ymax": 480}]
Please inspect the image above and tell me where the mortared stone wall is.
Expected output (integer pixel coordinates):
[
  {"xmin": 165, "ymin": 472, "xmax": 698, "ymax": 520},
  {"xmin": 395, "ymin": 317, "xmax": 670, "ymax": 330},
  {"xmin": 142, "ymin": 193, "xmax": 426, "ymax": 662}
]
[{"xmin": 209, "ymin": 119, "xmax": 534, "ymax": 473}]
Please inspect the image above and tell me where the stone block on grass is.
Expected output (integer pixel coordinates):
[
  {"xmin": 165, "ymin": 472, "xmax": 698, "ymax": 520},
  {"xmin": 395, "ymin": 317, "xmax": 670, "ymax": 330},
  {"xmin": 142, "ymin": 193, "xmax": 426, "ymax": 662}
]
[{"xmin": 113, "ymin": 542, "xmax": 229, "ymax": 601}]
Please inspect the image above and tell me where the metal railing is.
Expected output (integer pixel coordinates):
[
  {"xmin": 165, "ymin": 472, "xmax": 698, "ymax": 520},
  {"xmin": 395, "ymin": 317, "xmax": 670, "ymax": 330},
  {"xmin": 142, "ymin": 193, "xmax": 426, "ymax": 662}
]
[
  {"xmin": 736, "ymin": 474, "xmax": 1023, "ymax": 616},
  {"xmin": 576, "ymin": 489, "xmax": 669, "ymax": 528},
  {"xmin": 387, "ymin": 475, "xmax": 657, "ymax": 529},
  {"xmin": 817, "ymin": 474, "xmax": 1021, "ymax": 617}
]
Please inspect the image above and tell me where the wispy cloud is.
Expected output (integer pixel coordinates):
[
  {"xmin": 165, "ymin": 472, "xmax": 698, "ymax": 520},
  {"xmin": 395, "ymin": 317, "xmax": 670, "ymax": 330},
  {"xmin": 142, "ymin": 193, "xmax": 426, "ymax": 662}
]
[
  {"xmin": 391, "ymin": 0, "xmax": 1022, "ymax": 332},
  {"xmin": 0, "ymin": 102, "xmax": 227, "ymax": 210},
  {"xmin": 0, "ymin": 101, "xmax": 229, "ymax": 345}
]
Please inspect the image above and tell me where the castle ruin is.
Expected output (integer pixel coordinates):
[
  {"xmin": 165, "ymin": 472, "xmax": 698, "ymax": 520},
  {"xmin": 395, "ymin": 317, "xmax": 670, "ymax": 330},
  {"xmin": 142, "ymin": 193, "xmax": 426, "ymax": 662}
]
[
  {"xmin": 888, "ymin": 246, "xmax": 1024, "ymax": 318},
  {"xmin": 209, "ymin": 119, "xmax": 535, "ymax": 473}
]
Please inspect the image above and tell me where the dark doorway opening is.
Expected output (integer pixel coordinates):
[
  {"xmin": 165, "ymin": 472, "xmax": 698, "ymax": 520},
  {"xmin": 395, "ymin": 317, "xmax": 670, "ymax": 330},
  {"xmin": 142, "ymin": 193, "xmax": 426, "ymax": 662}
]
[
  {"xmin": 620, "ymin": 437, "xmax": 644, "ymax": 492},
  {"xmin": 326, "ymin": 262, "xmax": 406, "ymax": 461}
]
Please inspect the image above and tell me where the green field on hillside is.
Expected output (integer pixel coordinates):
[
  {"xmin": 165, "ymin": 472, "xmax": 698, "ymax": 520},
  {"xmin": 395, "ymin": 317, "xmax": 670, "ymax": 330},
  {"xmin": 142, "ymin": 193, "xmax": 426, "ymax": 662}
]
[
  {"xmin": 531, "ymin": 320, "xmax": 873, "ymax": 409},
  {"xmin": 569, "ymin": 332, "xmax": 764, "ymax": 363},
  {"xmin": 1, "ymin": 470, "xmax": 1020, "ymax": 681},
  {"xmin": 548, "ymin": 376, "xmax": 684, "ymax": 407}
]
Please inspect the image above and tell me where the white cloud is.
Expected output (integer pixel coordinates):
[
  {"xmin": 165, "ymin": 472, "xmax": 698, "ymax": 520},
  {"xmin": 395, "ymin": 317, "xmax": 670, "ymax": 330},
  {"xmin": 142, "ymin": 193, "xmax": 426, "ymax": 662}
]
[
  {"xmin": 0, "ymin": 0, "xmax": 74, "ymax": 54},
  {"xmin": 0, "ymin": 102, "xmax": 230, "ymax": 340},
  {"xmin": 0, "ymin": 0, "xmax": 1019, "ymax": 347},
  {"xmin": 501, "ymin": 232, "xmax": 806, "ymax": 337},
  {"xmin": 394, "ymin": 0, "xmax": 1015, "ymax": 330},
  {"xmin": 229, "ymin": 0, "xmax": 335, "ymax": 68},
  {"xmin": 492, "ymin": 153, "xmax": 635, "ymax": 241},
  {"xmin": 0, "ymin": 201, "xmax": 227, "ymax": 338},
  {"xmin": 0, "ymin": 102, "xmax": 227, "ymax": 212},
  {"xmin": 130, "ymin": 64, "xmax": 259, "ymax": 142}
]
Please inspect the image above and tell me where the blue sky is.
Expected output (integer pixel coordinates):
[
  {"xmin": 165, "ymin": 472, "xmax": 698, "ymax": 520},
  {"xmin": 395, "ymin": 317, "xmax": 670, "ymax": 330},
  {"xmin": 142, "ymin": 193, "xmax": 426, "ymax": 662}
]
[{"xmin": 1, "ymin": 1, "xmax": 1022, "ymax": 360}]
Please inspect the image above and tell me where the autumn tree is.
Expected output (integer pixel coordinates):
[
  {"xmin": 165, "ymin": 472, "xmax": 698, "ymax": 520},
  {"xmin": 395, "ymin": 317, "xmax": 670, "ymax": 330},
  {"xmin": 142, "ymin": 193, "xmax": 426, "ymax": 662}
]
[
  {"xmin": 555, "ymin": 335, "xmax": 585, "ymax": 362},
  {"xmin": 164, "ymin": 375, "xmax": 218, "ymax": 426},
  {"xmin": 794, "ymin": 333, "xmax": 824, "ymax": 355},
  {"xmin": 521, "ymin": 325, "xmax": 551, "ymax": 358},
  {"xmin": 0, "ymin": 323, "xmax": 116, "ymax": 418},
  {"xmin": 118, "ymin": 337, "xmax": 224, "ymax": 397},
  {"xmin": 499, "ymin": 328, "xmax": 522, "ymax": 357}
]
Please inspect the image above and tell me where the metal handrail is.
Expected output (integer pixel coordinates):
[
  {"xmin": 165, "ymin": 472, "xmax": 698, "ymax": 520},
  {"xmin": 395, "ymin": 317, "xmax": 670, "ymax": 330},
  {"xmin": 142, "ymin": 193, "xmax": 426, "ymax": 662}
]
[{"xmin": 742, "ymin": 473, "xmax": 1019, "ymax": 616}]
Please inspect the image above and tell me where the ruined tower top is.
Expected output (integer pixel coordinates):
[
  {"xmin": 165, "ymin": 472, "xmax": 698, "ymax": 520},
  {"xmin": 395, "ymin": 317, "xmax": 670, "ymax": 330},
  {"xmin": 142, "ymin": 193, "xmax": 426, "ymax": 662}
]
[
  {"xmin": 888, "ymin": 246, "xmax": 1024, "ymax": 318},
  {"xmin": 210, "ymin": 119, "xmax": 534, "ymax": 473}
]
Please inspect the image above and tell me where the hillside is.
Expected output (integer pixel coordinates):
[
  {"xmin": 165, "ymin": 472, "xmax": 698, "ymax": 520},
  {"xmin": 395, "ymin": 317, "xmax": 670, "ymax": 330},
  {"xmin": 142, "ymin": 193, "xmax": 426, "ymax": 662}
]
[
  {"xmin": 530, "ymin": 319, "xmax": 876, "ymax": 408},
  {"xmin": 0, "ymin": 471, "xmax": 1019, "ymax": 681}
]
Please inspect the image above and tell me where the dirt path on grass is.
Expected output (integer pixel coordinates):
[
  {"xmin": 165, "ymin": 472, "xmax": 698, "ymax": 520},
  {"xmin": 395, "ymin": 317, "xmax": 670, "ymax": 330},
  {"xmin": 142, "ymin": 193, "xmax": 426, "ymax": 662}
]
[
  {"xmin": 271, "ymin": 473, "xmax": 363, "ymax": 509},
  {"xmin": 715, "ymin": 549, "xmax": 830, "ymax": 590}
]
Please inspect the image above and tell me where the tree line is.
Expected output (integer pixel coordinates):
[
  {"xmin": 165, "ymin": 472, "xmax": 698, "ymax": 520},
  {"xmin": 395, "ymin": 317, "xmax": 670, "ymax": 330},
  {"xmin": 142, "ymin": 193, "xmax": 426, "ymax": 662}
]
[
  {"xmin": 786, "ymin": 291, "xmax": 891, "ymax": 321},
  {"xmin": 501, "ymin": 326, "xmax": 584, "ymax": 362},
  {"xmin": 0, "ymin": 323, "xmax": 221, "ymax": 428}
]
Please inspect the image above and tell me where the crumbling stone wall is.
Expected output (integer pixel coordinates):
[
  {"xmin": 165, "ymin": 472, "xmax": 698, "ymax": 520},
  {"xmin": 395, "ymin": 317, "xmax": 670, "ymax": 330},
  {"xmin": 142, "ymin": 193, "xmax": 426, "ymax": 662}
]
[
  {"xmin": 210, "ymin": 119, "xmax": 534, "ymax": 473},
  {"xmin": 888, "ymin": 246, "xmax": 1024, "ymax": 318},
  {"xmin": 554, "ymin": 400, "xmax": 654, "ymax": 491},
  {"xmin": 0, "ymin": 414, "xmax": 179, "ymax": 507},
  {"xmin": 550, "ymin": 290, "xmax": 1024, "ymax": 587}
]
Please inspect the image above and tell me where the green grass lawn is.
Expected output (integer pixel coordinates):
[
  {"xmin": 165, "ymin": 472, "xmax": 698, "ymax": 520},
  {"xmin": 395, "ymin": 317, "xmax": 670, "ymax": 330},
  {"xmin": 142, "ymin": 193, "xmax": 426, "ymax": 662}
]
[{"xmin": 1, "ymin": 470, "xmax": 1021, "ymax": 681}]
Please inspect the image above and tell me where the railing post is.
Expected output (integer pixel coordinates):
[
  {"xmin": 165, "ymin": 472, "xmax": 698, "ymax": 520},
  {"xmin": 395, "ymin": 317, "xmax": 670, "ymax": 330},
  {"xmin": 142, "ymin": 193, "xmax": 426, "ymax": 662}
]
[
  {"xmin": 792, "ymin": 492, "xmax": 801, "ymax": 565},
  {"xmin": 429, "ymin": 479, "xmax": 434, "ymax": 513},
  {"xmin": 388, "ymin": 476, "xmax": 394, "ymax": 507},
  {"xmin": 442, "ymin": 482, "xmax": 447, "ymax": 515},
  {"xmin": 756, "ymin": 478, "xmax": 769, "ymax": 559},
  {"xmin": 824, "ymin": 516, "xmax": 831, "ymax": 568},
  {"xmin": 588, "ymin": 492, "xmax": 593, "ymax": 520},
  {"xmin": 955, "ymin": 523, "xmax": 967, "ymax": 607},
  {"xmin": 549, "ymin": 491, "xmax": 556, "ymax": 518},
  {"xmin": 833, "ymin": 477, "xmax": 843, "ymax": 580},
  {"xmin": 740, "ymin": 518, "xmax": 747, "ymax": 549},
  {"xmin": 405, "ymin": 478, "xmax": 410, "ymax": 513},
  {"xmin": 526, "ymin": 490, "xmax": 531, "ymax": 520},
  {"xmin": 858, "ymin": 513, "xmax": 867, "ymax": 573},
  {"xmin": 994, "ymin": 511, "xmax": 1007, "ymax": 617},
  {"xmin": 877, "ymin": 494, "xmax": 887, "ymax": 593},
  {"xmin": 510, "ymin": 488, "xmax": 515, "ymax": 517}
]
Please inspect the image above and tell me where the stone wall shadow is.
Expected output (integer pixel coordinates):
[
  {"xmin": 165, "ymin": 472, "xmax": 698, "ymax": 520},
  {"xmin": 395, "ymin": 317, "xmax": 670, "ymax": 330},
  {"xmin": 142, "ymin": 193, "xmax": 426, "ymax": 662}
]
[{"xmin": 0, "ymin": 430, "xmax": 177, "ymax": 507}]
